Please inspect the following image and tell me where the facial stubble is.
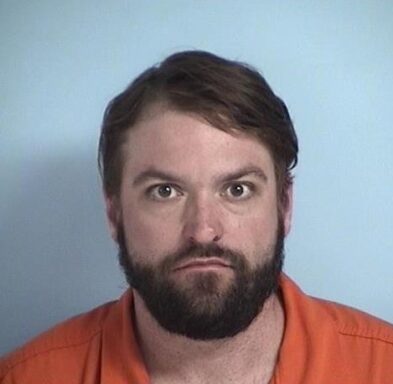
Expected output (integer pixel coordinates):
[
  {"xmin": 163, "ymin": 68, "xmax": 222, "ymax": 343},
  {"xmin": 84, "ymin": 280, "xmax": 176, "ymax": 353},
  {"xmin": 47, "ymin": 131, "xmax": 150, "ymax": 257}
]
[{"xmin": 117, "ymin": 222, "xmax": 284, "ymax": 340}]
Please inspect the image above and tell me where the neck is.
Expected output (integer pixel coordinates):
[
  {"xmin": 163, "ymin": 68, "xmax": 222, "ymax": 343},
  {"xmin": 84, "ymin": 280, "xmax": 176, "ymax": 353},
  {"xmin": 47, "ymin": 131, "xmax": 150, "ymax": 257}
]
[{"xmin": 132, "ymin": 291, "xmax": 284, "ymax": 384}]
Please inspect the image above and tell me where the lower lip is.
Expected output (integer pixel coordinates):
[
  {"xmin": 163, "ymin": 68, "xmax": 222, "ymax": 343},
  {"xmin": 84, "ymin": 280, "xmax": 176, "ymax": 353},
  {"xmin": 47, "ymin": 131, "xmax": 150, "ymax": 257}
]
[{"xmin": 174, "ymin": 264, "xmax": 231, "ymax": 273}]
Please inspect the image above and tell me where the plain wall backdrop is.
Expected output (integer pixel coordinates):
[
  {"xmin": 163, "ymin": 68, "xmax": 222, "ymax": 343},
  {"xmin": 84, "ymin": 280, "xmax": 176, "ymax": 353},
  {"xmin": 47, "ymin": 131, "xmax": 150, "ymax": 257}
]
[{"xmin": 1, "ymin": 1, "xmax": 392, "ymax": 355}]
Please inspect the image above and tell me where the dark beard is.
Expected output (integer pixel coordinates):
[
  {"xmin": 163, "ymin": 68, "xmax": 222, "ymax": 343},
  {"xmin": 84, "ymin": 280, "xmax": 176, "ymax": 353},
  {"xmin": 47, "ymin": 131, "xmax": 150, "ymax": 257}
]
[{"xmin": 117, "ymin": 223, "xmax": 284, "ymax": 340}]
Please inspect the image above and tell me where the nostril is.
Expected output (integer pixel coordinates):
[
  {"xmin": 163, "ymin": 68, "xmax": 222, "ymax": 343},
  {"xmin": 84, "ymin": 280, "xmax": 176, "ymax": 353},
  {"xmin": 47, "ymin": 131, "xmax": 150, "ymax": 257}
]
[{"xmin": 213, "ymin": 235, "xmax": 221, "ymax": 242}]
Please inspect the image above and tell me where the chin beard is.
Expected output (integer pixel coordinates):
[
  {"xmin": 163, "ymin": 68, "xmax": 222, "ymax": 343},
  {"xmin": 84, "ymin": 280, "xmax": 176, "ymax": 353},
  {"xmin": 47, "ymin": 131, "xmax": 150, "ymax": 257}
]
[{"xmin": 117, "ymin": 223, "xmax": 285, "ymax": 340}]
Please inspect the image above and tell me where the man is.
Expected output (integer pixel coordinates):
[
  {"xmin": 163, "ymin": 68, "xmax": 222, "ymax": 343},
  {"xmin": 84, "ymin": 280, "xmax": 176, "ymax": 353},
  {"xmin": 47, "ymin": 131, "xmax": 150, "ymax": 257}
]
[{"xmin": 1, "ymin": 51, "xmax": 392, "ymax": 383}]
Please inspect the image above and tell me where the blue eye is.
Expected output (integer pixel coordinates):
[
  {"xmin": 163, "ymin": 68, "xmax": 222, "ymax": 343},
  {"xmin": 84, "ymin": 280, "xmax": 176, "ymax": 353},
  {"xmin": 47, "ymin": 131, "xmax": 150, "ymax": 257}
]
[
  {"xmin": 157, "ymin": 185, "xmax": 172, "ymax": 198},
  {"xmin": 224, "ymin": 183, "xmax": 253, "ymax": 200},
  {"xmin": 147, "ymin": 184, "xmax": 181, "ymax": 200},
  {"xmin": 229, "ymin": 184, "xmax": 245, "ymax": 197}
]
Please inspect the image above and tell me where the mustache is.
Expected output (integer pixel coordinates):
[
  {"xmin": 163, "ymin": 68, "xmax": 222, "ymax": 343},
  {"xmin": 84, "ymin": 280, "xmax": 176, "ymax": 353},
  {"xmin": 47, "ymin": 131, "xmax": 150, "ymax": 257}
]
[
  {"xmin": 159, "ymin": 242, "xmax": 247, "ymax": 272},
  {"xmin": 116, "ymin": 223, "xmax": 248, "ymax": 273}
]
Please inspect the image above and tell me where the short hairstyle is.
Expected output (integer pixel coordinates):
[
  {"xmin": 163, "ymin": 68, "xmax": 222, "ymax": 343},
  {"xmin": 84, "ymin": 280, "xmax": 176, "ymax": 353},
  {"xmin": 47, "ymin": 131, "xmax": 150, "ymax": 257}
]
[{"xmin": 98, "ymin": 50, "xmax": 298, "ymax": 212}]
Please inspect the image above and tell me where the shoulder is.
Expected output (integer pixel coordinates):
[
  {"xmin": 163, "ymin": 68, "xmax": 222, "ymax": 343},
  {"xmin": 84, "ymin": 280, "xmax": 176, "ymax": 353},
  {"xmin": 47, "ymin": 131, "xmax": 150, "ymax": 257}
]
[
  {"xmin": 281, "ymin": 274, "xmax": 393, "ymax": 348},
  {"xmin": 0, "ymin": 300, "xmax": 116, "ymax": 381},
  {"xmin": 311, "ymin": 294, "xmax": 393, "ymax": 346},
  {"xmin": 278, "ymin": 275, "xmax": 393, "ymax": 382}
]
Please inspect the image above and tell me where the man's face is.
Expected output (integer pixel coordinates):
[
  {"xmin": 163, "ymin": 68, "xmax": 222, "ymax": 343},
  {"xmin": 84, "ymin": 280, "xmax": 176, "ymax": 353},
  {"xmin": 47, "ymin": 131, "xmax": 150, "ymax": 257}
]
[{"xmin": 107, "ymin": 107, "xmax": 292, "ymax": 339}]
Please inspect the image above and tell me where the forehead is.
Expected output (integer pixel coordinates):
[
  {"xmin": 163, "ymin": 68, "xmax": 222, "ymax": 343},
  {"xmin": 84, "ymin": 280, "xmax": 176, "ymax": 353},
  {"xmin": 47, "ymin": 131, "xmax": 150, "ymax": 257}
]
[{"xmin": 122, "ymin": 108, "xmax": 275, "ymax": 182}]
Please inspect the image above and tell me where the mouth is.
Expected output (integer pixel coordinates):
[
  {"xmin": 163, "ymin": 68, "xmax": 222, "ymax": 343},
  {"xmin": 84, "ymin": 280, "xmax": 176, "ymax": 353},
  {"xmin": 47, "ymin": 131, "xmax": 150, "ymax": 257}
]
[{"xmin": 173, "ymin": 258, "xmax": 233, "ymax": 272}]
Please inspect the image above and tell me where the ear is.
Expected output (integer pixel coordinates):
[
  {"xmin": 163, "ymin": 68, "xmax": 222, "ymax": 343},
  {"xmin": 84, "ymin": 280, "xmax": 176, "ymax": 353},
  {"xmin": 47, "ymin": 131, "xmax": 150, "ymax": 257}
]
[
  {"xmin": 283, "ymin": 183, "xmax": 293, "ymax": 236},
  {"xmin": 104, "ymin": 192, "xmax": 120, "ymax": 243}
]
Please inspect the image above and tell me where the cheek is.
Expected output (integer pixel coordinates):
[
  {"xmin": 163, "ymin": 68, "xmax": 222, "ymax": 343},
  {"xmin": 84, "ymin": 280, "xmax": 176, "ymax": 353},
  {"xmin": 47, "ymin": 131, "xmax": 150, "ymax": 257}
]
[
  {"xmin": 121, "ymin": 201, "xmax": 182, "ymax": 258},
  {"xmin": 238, "ymin": 213, "xmax": 278, "ymax": 241},
  {"xmin": 228, "ymin": 202, "xmax": 279, "ymax": 253}
]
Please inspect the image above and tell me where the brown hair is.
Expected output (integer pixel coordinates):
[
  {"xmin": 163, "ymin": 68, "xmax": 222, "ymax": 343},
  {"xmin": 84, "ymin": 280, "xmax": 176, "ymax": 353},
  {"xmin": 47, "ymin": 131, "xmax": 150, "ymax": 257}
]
[{"xmin": 98, "ymin": 50, "xmax": 298, "ymax": 212}]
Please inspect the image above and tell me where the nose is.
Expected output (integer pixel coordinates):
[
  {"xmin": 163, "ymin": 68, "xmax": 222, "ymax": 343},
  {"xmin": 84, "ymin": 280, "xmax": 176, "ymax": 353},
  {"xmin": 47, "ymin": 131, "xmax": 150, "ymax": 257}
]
[{"xmin": 182, "ymin": 193, "xmax": 224, "ymax": 244}]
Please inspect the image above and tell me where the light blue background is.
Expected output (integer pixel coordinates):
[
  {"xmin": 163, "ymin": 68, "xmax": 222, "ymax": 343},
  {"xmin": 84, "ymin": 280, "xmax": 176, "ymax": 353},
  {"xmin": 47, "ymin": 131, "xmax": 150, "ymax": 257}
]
[{"xmin": 1, "ymin": 1, "xmax": 392, "ymax": 355}]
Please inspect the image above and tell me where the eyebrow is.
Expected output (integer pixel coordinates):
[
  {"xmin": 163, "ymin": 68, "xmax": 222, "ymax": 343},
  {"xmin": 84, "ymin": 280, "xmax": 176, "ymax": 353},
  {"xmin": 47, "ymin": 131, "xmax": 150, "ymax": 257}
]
[
  {"xmin": 132, "ymin": 165, "xmax": 268, "ymax": 187},
  {"xmin": 218, "ymin": 166, "xmax": 268, "ymax": 184},
  {"xmin": 133, "ymin": 168, "xmax": 182, "ymax": 186}
]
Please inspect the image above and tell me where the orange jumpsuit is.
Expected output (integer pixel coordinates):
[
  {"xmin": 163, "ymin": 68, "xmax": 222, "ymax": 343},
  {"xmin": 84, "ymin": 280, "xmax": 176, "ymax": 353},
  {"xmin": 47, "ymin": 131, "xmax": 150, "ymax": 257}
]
[{"xmin": 1, "ymin": 275, "xmax": 392, "ymax": 383}]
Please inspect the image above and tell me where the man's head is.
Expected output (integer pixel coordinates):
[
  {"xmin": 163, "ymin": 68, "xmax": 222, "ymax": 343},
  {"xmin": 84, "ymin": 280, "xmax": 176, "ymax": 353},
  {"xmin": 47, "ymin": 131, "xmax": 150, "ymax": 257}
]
[
  {"xmin": 98, "ymin": 50, "xmax": 298, "ymax": 215},
  {"xmin": 98, "ymin": 51, "xmax": 298, "ymax": 340}
]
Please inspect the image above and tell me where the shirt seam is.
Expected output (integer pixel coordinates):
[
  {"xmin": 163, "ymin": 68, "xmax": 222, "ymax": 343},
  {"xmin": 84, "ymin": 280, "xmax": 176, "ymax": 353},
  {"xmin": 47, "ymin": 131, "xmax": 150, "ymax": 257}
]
[{"xmin": 338, "ymin": 330, "xmax": 393, "ymax": 346}]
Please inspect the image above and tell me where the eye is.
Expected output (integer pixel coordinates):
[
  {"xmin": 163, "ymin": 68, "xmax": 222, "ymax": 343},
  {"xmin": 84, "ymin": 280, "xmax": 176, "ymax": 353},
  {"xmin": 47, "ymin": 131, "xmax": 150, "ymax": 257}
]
[
  {"xmin": 147, "ymin": 184, "xmax": 181, "ymax": 201},
  {"xmin": 223, "ymin": 182, "xmax": 254, "ymax": 200}
]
